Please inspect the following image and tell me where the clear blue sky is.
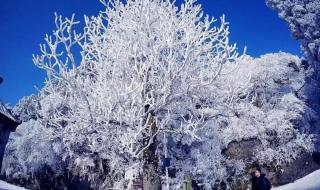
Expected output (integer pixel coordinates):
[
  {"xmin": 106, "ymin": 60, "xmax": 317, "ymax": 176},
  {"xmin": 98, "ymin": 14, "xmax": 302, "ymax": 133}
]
[{"xmin": 0, "ymin": 0, "xmax": 301, "ymax": 105}]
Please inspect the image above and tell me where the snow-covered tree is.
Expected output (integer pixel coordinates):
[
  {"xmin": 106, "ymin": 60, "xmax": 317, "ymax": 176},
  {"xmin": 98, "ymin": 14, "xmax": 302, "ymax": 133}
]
[
  {"xmin": 266, "ymin": 0, "xmax": 320, "ymax": 70},
  {"xmin": 29, "ymin": 0, "xmax": 241, "ymax": 189},
  {"xmin": 266, "ymin": 0, "xmax": 320, "ymax": 133}
]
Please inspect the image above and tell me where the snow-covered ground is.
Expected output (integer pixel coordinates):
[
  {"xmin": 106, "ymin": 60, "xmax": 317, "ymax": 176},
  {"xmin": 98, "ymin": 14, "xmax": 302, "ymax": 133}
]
[
  {"xmin": 273, "ymin": 169, "xmax": 320, "ymax": 190},
  {"xmin": 0, "ymin": 170, "xmax": 319, "ymax": 190},
  {"xmin": 0, "ymin": 180, "xmax": 26, "ymax": 190}
]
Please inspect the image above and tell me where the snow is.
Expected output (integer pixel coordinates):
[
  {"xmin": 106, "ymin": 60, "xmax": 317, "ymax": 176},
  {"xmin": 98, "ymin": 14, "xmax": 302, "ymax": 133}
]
[
  {"xmin": 0, "ymin": 180, "xmax": 27, "ymax": 190},
  {"xmin": 0, "ymin": 101, "xmax": 17, "ymax": 122},
  {"xmin": 273, "ymin": 170, "xmax": 320, "ymax": 190},
  {"xmin": 2, "ymin": 0, "xmax": 318, "ymax": 189}
]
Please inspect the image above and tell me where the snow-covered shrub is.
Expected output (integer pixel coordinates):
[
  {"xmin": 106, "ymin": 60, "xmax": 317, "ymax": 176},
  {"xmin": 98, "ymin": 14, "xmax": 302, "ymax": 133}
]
[
  {"xmin": 1, "ymin": 95, "xmax": 63, "ymax": 188},
  {"xmin": 12, "ymin": 95, "xmax": 41, "ymax": 122},
  {"xmin": 221, "ymin": 53, "xmax": 315, "ymax": 162},
  {"xmin": 166, "ymin": 52, "xmax": 316, "ymax": 189},
  {"xmin": 2, "ymin": 119, "xmax": 64, "ymax": 189}
]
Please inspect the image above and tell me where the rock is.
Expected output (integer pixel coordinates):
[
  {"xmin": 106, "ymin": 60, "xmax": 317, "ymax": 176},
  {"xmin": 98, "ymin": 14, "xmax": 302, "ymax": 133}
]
[
  {"xmin": 312, "ymin": 152, "xmax": 320, "ymax": 165},
  {"xmin": 271, "ymin": 152, "xmax": 320, "ymax": 185},
  {"xmin": 288, "ymin": 62, "xmax": 300, "ymax": 72},
  {"xmin": 4, "ymin": 165, "xmax": 93, "ymax": 190},
  {"xmin": 222, "ymin": 138, "xmax": 262, "ymax": 160}
]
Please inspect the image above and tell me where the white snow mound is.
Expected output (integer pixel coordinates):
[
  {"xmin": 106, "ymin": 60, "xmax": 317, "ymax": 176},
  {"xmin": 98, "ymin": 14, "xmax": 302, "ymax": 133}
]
[
  {"xmin": 0, "ymin": 180, "xmax": 27, "ymax": 190},
  {"xmin": 273, "ymin": 169, "xmax": 320, "ymax": 190}
]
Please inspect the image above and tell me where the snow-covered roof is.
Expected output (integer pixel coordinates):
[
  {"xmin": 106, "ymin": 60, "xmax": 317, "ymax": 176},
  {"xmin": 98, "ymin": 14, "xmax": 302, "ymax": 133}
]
[{"xmin": 0, "ymin": 100, "xmax": 17, "ymax": 123}]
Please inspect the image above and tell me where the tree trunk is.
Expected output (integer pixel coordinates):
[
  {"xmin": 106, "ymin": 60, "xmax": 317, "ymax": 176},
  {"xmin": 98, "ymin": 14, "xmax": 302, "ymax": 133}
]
[
  {"xmin": 143, "ymin": 116, "xmax": 161, "ymax": 190},
  {"xmin": 143, "ymin": 163, "xmax": 161, "ymax": 190}
]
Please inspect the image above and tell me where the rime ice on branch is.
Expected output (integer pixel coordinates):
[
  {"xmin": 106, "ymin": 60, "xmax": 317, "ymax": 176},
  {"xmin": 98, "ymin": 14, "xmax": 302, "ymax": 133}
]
[{"xmin": 32, "ymin": 0, "xmax": 241, "ymax": 189}]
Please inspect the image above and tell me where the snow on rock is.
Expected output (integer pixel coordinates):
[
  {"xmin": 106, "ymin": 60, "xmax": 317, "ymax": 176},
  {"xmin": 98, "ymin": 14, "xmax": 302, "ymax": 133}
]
[
  {"xmin": 0, "ymin": 180, "xmax": 27, "ymax": 190},
  {"xmin": 273, "ymin": 170, "xmax": 320, "ymax": 190}
]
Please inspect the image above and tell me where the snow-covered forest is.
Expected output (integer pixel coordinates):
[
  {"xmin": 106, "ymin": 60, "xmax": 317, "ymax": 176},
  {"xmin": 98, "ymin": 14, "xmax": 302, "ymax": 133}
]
[{"xmin": 1, "ymin": 0, "xmax": 320, "ymax": 189}]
